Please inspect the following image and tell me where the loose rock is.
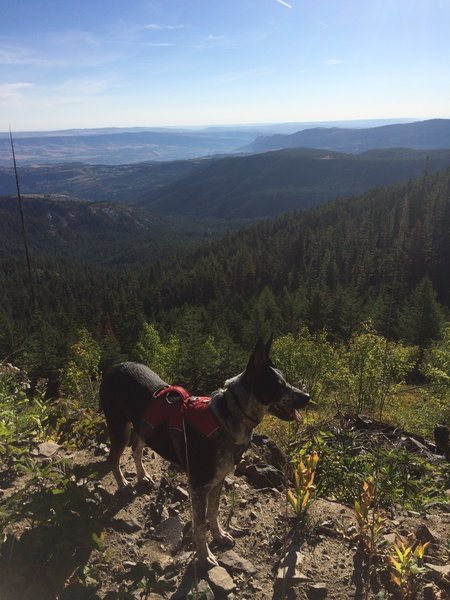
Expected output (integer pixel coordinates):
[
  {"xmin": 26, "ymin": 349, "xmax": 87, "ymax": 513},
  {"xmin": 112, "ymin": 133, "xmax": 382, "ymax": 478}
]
[
  {"xmin": 37, "ymin": 441, "xmax": 60, "ymax": 457},
  {"xmin": 219, "ymin": 550, "xmax": 256, "ymax": 575},
  {"xmin": 111, "ymin": 517, "xmax": 142, "ymax": 533},
  {"xmin": 154, "ymin": 515, "xmax": 184, "ymax": 552},
  {"xmin": 307, "ymin": 582, "xmax": 328, "ymax": 598},
  {"xmin": 207, "ymin": 566, "xmax": 235, "ymax": 594}
]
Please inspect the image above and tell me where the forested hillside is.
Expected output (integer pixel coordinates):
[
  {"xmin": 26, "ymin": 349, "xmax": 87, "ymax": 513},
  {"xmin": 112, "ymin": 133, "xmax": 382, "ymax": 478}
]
[
  {"xmin": 0, "ymin": 196, "xmax": 230, "ymax": 266},
  {"xmin": 139, "ymin": 168, "xmax": 450, "ymax": 346},
  {"xmin": 1, "ymin": 169, "xmax": 449, "ymax": 385},
  {"xmin": 0, "ymin": 159, "xmax": 204, "ymax": 201},
  {"xmin": 1, "ymin": 147, "xmax": 449, "ymax": 220},
  {"xmin": 140, "ymin": 148, "xmax": 450, "ymax": 218}
]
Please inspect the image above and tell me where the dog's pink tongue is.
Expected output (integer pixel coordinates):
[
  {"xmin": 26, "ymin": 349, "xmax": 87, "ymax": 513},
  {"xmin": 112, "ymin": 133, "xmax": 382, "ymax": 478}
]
[{"xmin": 294, "ymin": 409, "xmax": 302, "ymax": 423}]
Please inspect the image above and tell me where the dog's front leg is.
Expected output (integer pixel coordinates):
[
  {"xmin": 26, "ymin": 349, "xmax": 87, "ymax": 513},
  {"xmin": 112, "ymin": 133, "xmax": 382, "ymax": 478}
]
[
  {"xmin": 190, "ymin": 485, "xmax": 218, "ymax": 569},
  {"xmin": 207, "ymin": 481, "xmax": 234, "ymax": 547}
]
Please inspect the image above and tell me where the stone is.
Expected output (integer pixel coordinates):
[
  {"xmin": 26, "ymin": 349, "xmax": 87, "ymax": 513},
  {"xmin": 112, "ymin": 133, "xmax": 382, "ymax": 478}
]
[
  {"xmin": 424, "ymin": 563, "xmax": 450, "ymax": 578},
  {"xmin": 425, "ymin": 500, "xmax": 450, "ymax": 513},
  {"xmin": 243, "ymin": 464, "xmax": 284, "ymax": 489},
  {"xmin": 219, "ymin": 550, "xmax": 256, "ymax": 575},
  {"xmin": 111, "ymin": 517, "xmax": 142, "ymax": 533},
  {"xmin": 38, "ymin": 441, "xmax": 60, "ymax": 457},
  {"xmin": 415, "ymin": 524, "xmax": 438, "ymax": 544},
  {"xmin": 307, "ymin": 583, "xmax": 328, "ymax": 598},
  {"xmin": 276, "ymin": 548, "xmax": 309, "ymax": 584},
  {"xmin": 154, "ymin": 516, "xmax": 184, "ymax": 552},
  {"xmin": 207, "ymin": 566, "xmax": 235, "ymax": 594}
]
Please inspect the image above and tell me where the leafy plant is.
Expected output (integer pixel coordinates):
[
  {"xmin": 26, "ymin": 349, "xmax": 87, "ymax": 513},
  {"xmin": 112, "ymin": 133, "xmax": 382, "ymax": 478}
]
[
  {"xmin": 343, "ymin": 322, "xmax": 418, "ymax": 414},
  {"xmin": 354, "ymin": 476, "xmax": 385, "ymax": 556},
  {"xmin": 53, "ymin": 397, "xmax": 107, "ymax": 449},
  {"xmin": 272, "ymin": 327, "xmax": 342, "ymax": 405},
  {"xmin": 60, "ymin": 328, "xmax": 101, "ymax": 408},
  {"xmin": 286, "ymin": 451, "xmax": 319, "ymax": 519},
  {"xmin": 0, "ymin": 364, "xmax": 50, "ymax": 459},
  {"xmin": 386, "ymin": 534, "xmax": 429, "ymax": 599}
]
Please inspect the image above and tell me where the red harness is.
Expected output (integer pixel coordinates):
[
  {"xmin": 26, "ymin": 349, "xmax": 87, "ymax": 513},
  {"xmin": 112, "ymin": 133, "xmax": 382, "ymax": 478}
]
[{"xmin": 142, "ymin": 385, "xmax": 220, "ymax": 439}]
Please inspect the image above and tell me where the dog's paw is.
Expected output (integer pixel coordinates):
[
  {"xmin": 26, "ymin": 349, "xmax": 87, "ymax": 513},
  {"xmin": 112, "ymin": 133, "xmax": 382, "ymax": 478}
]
[
  {"xmin": 212, "ymin": 529, "xmax": 235, "ymax": 548},
  {"xmin": 198, "ymin": 549, "xmax": 219, "ymax": 571},
  {"xmin": 137, "ymin": 474, "xmax": 155, "ymax": 487}
]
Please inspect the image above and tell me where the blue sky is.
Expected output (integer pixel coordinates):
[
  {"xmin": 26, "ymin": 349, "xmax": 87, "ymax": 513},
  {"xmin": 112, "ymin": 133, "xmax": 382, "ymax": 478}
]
[{"xmin": 1, "ymin": 0, "xmax": 449, "ymax": 131}]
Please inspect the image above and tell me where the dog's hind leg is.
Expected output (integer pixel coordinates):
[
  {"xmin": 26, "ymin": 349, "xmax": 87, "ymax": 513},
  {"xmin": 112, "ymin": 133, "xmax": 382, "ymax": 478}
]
[
  {"xmin": 132, "ymin": 432, "xmax": 154, "ymax": 486},
  {"xmin": 107, "ymin": 421, "xmax": 132, "ymax": 489},
  {"xmin": 207, "ymin": 481, "xmax": 234, "ymax": 547},
  {"xmin": 190, "ymin": 486, "xmax": 219, "ymax": 569}
]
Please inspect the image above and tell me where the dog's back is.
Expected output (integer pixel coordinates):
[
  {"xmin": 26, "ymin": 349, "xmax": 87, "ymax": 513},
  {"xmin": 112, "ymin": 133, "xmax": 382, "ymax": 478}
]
[{"xmin": 100, "ymin": 362, "xmax": 168, "ymax": 429}]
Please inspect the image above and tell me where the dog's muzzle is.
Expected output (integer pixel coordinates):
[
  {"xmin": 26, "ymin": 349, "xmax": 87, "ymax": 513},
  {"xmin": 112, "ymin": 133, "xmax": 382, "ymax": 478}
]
[{"xmin": 267, "ymin": 388, "xmax": 310, "ymax": 422}]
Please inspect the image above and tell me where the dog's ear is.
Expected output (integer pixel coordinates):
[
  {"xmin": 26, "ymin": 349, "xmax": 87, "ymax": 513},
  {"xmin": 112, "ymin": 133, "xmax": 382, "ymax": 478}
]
[
  {"xmin": 246, "ymin": 337, "xmax": 267, "ymax": 372},
  {"xmin": 265, "ymin": 334, "xmax": 273, "ymax": 358}
]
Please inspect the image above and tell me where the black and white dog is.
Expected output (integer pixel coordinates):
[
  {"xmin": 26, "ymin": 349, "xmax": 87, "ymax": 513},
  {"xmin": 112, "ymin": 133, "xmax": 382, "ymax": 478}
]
[{"xmin": 100, "ymin": 337, "xmax": 310, "ymax": 568}]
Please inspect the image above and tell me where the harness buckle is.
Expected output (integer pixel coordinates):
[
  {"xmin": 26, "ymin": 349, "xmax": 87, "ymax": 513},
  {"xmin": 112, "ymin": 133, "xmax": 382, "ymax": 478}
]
[{"xmin": 166, "ymin": 392, "xmax": 182, "ymax": 405}]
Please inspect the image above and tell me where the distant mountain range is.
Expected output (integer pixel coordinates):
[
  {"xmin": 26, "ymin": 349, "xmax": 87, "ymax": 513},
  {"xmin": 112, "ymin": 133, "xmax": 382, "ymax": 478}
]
[
  {"xmin": 0, "ymin": 118, "xmax": 416, "ymax": 166},
  {"xmin": 242, "ymin": 119, "xmax": 450, "ymax": 154},
  {"xmin": 0, "ymin": 129, "xmax": 257, "ymax": 167}
]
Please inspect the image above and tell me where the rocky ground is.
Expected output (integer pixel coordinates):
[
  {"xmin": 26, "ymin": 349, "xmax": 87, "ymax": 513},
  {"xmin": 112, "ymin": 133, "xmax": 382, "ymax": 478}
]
[{"xmin": 1, "ymin": 434, "xmax": 449, "ymax": 600}]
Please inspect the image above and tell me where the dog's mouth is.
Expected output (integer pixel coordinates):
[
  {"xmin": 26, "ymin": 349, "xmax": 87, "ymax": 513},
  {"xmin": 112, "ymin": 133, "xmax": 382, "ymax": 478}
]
[{"xmin": 268, "ymin": 404, "xmax": 303, "ymax": 423}]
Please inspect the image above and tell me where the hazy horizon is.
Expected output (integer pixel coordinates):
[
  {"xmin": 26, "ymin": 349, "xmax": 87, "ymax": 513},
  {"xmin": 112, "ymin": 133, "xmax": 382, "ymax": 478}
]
[{"xmin": 1, "ymin": 116, "xmax": 423, "ymax": 136}]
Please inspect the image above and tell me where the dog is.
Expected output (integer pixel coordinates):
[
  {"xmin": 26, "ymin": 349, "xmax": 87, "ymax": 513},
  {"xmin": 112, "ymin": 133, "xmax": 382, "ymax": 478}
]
[{"xmin": 100, "ymin": 336, "xmax": 310, "ymax": 568}]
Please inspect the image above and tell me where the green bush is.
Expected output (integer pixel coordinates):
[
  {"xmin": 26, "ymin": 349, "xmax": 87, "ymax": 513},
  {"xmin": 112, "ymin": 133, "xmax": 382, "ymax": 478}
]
[{"xmin": 0, "ymin": 364, "xmax": 49, "ymax": 458}]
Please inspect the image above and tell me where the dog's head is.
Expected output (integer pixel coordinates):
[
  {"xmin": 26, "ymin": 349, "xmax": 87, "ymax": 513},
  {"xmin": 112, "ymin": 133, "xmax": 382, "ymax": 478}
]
[{"xmin": 243, "ymin": 336, "xmax": 310, "ymax": 422}]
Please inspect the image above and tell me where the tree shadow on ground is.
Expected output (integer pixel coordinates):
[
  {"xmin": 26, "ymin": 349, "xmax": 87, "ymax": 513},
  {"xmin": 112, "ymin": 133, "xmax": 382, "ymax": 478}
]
[{"xmin": 0, "ymin": 459, "xmax": 132, "ymax": 600}]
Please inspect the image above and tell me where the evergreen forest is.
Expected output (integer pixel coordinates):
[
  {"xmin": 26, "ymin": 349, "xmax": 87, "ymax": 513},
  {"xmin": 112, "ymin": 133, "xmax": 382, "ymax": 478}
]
[{"xmin": 1, "ymin": 168, "xmax": 449, "ymax": 399}]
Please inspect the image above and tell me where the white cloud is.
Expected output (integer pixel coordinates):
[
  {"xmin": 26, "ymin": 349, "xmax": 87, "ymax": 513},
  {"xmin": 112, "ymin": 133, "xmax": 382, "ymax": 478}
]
[
  {"xmin": 0, "ymin": 44, "xmax": 51, "ymax": 67},
  {"xmin": 0, "ymin": 82, "xmax": 33, "ymax": 101},
  {"xmin": 54, "ymin": 77, "xmax": 114, "ymax": 97},
  {"xmin": 324, "ymin": 58, "xmax": 344, "ymax": 66},
  {"xmin": 144, "ymin": 24, "xmax": 183, "ymax": 30}
]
